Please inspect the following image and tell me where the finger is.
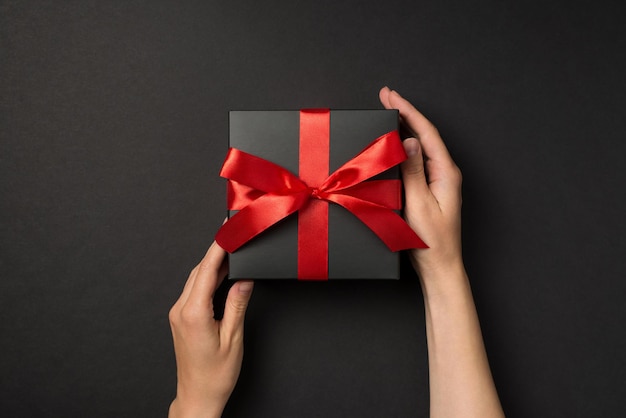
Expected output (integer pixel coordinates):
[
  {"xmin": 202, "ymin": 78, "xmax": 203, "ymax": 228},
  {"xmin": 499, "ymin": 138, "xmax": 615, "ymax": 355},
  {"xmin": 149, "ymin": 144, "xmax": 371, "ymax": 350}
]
[
  {"xmin": 175, "ymin": 239, "xmax": 224, "ymax": 307},
  {"xmin": 386, "ymin": 90, "xmax": 455, "ymax": 168},
  {"xmin": 379, "ymin": 86, "xmax": 392, "ymax": 108},
  {"xmin": 401, "ymin": 138, "xmax": 431, "ymax": 200},
  {"xmin": 184, "ymin": 241, "xmax": 228, "ymax": 313},
  {"xmin": 221, "ymin": 280, "xmax": 254, "ymax": 341}
]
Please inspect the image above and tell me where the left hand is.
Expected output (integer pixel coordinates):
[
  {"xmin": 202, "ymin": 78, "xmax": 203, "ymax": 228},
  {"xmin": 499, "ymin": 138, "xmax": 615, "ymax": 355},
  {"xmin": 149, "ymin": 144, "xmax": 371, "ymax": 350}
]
[{"xmin": 168, "ymin": 242, "xmax": 254, "ymax": 418}]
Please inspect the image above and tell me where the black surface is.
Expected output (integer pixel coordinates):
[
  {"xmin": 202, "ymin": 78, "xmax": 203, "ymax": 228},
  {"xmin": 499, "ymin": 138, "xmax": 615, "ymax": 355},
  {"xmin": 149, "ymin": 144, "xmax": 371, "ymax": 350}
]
[
  {"xmin": 228, "ymin": 110, "xmax": 399, "ymax": 280},
  {"xmin": 1, "ymin": 1, "xmax": 625, "ymax": 417}
]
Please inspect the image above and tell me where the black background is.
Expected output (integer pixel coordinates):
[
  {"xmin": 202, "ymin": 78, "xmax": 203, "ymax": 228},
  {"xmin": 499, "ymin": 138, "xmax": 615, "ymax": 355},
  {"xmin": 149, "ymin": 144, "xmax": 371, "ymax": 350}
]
[{"xmin": 1, "ymin": 1, "xmax": 625, "ymax": 417}]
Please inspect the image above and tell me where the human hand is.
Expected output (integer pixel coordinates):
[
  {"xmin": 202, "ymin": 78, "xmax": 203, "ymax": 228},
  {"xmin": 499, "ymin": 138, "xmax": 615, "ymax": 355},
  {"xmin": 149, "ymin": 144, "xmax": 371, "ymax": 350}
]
[
  {"xmin": 379, "ymin": 87, "xmax": 464, "ymax": 283},
  {"xmin": 168, "ymin": 242, "xmax": 254, "ymax": 418}
]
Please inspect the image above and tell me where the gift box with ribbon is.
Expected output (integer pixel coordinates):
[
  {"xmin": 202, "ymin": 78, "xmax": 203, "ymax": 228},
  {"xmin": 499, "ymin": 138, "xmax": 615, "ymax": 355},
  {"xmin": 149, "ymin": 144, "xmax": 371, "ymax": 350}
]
[{"xmin": 216, "ymin": 109, "xmax": 426, "ymax": 280}]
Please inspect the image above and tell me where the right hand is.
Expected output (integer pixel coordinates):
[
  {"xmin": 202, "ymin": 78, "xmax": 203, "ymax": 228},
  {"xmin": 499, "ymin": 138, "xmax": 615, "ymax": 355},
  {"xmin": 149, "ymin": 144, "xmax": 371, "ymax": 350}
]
[{"xmin": 379, "ymin": 87, "xmax": 464, "ymax": 282}]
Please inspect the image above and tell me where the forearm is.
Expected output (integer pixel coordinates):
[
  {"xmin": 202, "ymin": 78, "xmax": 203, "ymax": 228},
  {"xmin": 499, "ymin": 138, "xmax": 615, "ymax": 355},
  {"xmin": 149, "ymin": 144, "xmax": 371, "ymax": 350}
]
[{"xmin": 420, "ymin": 263, "xmax": 504, "ymax": 418}]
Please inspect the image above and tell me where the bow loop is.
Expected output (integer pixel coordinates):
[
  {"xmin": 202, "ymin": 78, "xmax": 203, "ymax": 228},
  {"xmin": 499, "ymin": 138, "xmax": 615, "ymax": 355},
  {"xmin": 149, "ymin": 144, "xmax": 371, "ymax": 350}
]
[{"xmin": 220, "ymin": 148, "xmax": 308, "ymax": 195}]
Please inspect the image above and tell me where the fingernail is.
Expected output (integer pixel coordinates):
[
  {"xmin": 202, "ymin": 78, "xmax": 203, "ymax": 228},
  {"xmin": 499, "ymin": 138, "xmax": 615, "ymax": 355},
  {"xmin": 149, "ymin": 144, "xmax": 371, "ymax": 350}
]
[
  {"xmin": 238, "ymin": 281, "xmax": 254, "ymax": 295},
  {"xmin": 403, "ymin": 138, "xmax": 419, "ymax": 157}
]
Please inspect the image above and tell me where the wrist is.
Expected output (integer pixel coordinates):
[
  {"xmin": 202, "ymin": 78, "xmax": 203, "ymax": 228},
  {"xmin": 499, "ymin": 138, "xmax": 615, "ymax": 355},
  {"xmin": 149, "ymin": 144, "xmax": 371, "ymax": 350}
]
[
  {"xmin": 413, "ymin": 258, "xmax": 469, "ymax": 302},
  {"xmin": 169, "ymin": 397, "xmax": 225, "ymax": 418}
]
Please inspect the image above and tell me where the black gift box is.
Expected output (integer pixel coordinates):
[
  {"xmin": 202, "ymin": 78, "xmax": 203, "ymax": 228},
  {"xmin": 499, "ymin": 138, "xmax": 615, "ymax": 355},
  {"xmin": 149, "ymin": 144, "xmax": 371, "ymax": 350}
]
[{"xmin": 227, "ymin": 109, "xmax": 402, "ymax": 280}]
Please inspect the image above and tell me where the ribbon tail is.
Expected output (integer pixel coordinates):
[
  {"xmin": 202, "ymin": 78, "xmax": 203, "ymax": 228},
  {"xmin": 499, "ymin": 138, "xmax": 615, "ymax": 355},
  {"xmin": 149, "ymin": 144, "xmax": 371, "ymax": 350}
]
[
  {"xmin": 326, "ymin": 194, "xmax": 428, "ymax": 251},
  {"xmin": 216, "ymin": 192, "xmax": 309, "ymax": 253}
]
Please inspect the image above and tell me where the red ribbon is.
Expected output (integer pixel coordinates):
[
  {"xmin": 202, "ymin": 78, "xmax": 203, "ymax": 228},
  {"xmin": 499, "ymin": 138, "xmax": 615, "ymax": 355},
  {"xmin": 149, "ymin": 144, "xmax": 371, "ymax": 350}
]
[{"xmin": 216, "ymin": 109, "xmax": 427, "ymax": 280}]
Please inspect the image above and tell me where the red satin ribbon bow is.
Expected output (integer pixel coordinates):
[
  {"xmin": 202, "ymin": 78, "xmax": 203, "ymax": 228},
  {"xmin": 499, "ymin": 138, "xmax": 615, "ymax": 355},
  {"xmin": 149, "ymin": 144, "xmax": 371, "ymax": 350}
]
[{"xmin": 215, "ymin": 109, "xmax": 427, "ymax": 280}]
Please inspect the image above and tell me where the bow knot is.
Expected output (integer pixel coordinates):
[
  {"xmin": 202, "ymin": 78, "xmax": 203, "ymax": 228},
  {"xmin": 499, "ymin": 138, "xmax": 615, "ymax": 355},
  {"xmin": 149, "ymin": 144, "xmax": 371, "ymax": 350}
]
[{"xmin": 309, "ymin": 187, "xmax": 328, "ymax": 200}]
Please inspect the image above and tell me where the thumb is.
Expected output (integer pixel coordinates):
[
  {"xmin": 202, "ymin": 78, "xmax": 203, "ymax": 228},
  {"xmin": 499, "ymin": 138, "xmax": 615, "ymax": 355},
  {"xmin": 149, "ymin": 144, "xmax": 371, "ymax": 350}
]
[
  {"xmin": 401, "ymin": 138, "xmax": 430, "ymax": 204},
  {"xmin": 221, "ymin": 280, "xmax": 254, "ymax": 340}
]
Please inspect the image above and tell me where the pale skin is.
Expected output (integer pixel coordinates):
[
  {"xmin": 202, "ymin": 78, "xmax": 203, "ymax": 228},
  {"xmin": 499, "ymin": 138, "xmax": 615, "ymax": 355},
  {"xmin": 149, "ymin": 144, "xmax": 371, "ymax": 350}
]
[
  {"xmin": 380, "ymin": 87, "xmax": 505, "ymax": 418},
  {"xmin": 168, "ymin": 87, "xmax": 505, "ymax": 418}
]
